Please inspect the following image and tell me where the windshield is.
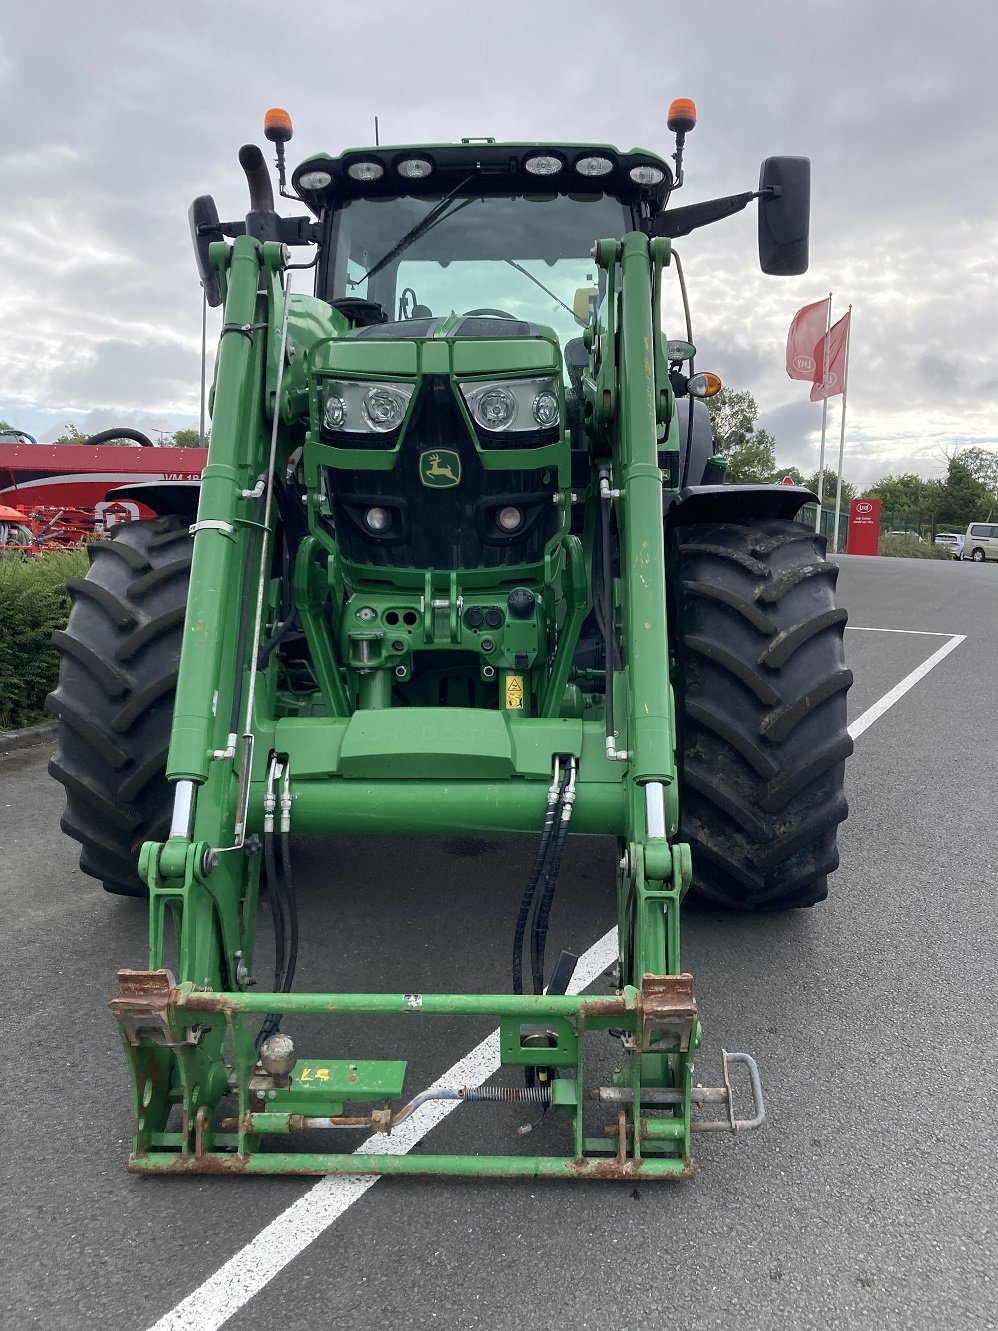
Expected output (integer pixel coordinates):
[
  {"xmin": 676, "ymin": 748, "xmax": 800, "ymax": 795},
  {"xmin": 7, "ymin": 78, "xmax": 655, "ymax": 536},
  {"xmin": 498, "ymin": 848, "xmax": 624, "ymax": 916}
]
[{"xmin": 323, "ymin": 192, "xmax": 633, "ymax": 351}]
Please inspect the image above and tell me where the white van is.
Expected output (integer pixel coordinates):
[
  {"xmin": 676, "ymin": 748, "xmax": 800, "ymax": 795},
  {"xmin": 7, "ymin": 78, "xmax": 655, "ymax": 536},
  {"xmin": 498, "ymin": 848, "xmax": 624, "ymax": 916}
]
[{"xmin": 963, "ymin": 522, "xmax": 998, "ymax": 562}]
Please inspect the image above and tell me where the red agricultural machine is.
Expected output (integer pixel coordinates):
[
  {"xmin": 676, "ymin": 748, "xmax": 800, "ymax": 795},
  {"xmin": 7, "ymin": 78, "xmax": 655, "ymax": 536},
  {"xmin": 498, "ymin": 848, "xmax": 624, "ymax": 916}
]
[{"xmin": 0, "ymin": 430, "xmax": 206, "ymax": 552}]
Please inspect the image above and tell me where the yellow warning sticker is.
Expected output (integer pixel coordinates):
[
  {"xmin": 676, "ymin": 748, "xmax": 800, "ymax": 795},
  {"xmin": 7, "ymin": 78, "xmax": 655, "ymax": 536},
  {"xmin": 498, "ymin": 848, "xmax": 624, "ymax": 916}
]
[{"xmin": 504, "ymin": 674, "xmax": 525, "ymax": 709}]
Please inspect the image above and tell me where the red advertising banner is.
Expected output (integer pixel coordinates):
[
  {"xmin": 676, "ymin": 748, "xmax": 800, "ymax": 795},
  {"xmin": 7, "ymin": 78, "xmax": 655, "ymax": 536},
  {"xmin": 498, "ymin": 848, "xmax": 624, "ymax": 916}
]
[{"xmin": 847, "ymin": 497, "xmax": 881, "ymax": 555}]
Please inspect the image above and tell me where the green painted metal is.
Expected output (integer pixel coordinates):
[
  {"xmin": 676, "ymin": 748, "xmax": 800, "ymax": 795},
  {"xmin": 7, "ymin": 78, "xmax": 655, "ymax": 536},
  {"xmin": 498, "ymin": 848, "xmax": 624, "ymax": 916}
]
[{"xmin": 113, "ymin": 129, "xmax": 741, "ymax": 1179}]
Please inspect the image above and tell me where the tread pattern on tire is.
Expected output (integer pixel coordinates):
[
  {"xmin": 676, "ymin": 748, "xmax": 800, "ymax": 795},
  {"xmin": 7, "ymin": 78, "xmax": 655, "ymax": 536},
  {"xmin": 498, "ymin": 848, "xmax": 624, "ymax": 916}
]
[
  {"xmin": 670, "ymin": 518, "xmax": 853, "ymax": 911},
  {"xmin": 46, "ymin": 518, "xmax": 191, "ymax": 895}
]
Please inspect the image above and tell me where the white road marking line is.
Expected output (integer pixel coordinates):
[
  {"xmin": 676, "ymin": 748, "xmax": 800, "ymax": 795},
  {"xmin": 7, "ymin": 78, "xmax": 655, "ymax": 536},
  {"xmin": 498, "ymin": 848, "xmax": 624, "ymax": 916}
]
[
  {"xmin": 146, "ymin": 929, "xmax": 619, "ymax": 1331},
  {"xmin": 845, "ymin": 626, "xmax": 957, "ymax": 636},
  {"xmin": 847, "ymin": 634, "xmax": 965, "ymax": 740},
  {"xmin": 146, "ymin": 626, "xmax": 968, "ymax": 1331}
]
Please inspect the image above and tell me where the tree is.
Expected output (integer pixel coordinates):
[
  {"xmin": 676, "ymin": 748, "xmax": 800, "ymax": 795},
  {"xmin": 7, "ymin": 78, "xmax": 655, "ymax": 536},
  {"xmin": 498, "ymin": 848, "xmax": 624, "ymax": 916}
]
[
  {"xmin": 866, "ymin": 472, "xmax": 941, "ymax": 526},
  {"xmin": 942, "ymin": 445, "xmax": 998, "ymax": 500},
  {"xmin": 706, "ymin": 389, "xmax": 777, "ymax": 483},
  {"xmin": 168, "ymin": 428, "xmax": 210, "ymax": 448},
  {"xmin": 806, "ymin": 468, "xmax": 856, "ymax": 506},
  {"xmin": 51, "ymin": 424, "xmax": 89, "ymax": 445},
  {"xmin": 936, "ymin": 457, "xmax": 993, "ymax": 527}
]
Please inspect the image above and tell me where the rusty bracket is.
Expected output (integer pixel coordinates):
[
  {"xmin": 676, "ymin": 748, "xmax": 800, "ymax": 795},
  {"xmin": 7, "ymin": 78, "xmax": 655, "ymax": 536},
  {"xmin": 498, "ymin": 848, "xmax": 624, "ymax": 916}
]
[
  {"xmin": 635, "ymin": 973, "xmax": 698, "ymax": 1052},
  {"xmin": 110, "ymin": 968, "xmax": 203, "ymax": 1049}
]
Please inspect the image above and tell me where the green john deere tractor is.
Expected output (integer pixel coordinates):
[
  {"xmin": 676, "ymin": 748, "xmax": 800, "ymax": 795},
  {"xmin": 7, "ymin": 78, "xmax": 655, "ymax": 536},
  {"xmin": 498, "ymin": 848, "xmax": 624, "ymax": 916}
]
[{"xmin": 47, "ymin": 100, "xmax": 851, "ymax": 1178}]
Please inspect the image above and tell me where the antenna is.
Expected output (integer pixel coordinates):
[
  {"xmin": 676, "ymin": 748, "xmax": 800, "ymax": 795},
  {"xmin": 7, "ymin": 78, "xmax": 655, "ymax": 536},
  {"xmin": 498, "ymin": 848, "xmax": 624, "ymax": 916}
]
[{"xmin": 374, "ymin": 115, "xmax": 380, "ymax": 146}]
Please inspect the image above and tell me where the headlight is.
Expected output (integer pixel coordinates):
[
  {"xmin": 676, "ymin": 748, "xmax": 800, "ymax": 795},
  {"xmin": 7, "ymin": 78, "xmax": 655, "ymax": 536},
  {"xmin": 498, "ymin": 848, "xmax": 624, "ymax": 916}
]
[
  {"xmin": 320, "ymin": 380, "xmax": 415, "ymax": 435},
  {"xmin": 459, "ymin": 377, "xmax": 561, "ymax": 435},
  {"xmin": 532, "ymin": 391, "xmax": 559, "ymax": 427},
  {"xmin": 473, "ymin": 387, "xmax": 517, "ymax": 431},
  {"xmin": 362, "ymin": 386, "xmax": 408, "ymax": 432},
  {"xmin": 323, "ymin": 395, "xmax": 346, "ymax": 429}
]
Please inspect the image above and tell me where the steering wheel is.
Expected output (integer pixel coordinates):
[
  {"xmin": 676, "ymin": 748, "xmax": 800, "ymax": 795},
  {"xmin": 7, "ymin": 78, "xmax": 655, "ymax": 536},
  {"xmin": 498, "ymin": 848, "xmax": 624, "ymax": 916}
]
[{"xmin": 463, "ymin": 307, "xmax": 517, "ymax": 319}]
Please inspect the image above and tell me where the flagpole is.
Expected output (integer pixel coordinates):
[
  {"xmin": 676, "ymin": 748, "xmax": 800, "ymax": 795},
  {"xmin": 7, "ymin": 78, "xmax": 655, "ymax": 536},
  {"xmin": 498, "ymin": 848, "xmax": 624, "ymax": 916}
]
[
  {"xmin": 831, "ymin": 305, "xmax": 852, "ymax": 554},
  {"xmin": 815, "ymin": 291, "xmax": 832, "ymax": 534}
]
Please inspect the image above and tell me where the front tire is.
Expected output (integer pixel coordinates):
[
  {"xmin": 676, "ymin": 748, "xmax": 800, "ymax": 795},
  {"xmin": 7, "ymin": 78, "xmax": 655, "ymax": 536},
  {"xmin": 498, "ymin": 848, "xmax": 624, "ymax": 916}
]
[
  {"xmin": 971, "ymin": 548, "xmax": 986, "ymax": 563},
  {"xmin": 670, "ymin": 518, "xmax": 853, "ymax": 911},
  {"xmin": 46, "ymin": 517, "xmax": 191, "ymax": 895}
]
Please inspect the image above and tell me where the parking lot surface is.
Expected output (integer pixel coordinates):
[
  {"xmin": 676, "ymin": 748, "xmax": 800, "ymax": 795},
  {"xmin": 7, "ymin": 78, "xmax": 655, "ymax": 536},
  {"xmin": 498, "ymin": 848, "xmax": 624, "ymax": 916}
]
[{"xmin": 2, "ymin": 554, "xmax": 995, "ymax": 1331}]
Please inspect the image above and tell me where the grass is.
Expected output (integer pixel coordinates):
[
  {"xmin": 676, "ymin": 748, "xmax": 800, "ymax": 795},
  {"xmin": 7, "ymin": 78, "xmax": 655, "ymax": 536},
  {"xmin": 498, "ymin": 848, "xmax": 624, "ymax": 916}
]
[{"xmin": 0, "ymin": 545, "xmax": 90, "ymax": 728}]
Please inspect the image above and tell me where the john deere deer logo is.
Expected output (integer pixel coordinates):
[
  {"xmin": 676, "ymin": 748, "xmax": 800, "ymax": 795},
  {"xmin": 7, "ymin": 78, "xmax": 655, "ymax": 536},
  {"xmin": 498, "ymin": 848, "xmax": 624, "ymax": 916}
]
[{"xmin": 419, "ymin": 449, "xmax": 461, "ymax": 488}]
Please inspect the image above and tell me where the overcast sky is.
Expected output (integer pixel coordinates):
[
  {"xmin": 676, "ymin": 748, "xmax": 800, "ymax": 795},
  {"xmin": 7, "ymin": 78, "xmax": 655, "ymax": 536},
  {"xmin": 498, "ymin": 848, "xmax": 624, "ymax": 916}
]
[{"xmin": 2, "ymin": 0, "xmax": 995, "ymax": 487}]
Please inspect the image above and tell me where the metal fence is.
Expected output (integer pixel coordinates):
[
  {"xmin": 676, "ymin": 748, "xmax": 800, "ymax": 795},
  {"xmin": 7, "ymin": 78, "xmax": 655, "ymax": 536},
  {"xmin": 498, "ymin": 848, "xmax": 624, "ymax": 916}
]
[{"xmin": 797, "ymin": 503, "xmax": 850, "ymax": 552}]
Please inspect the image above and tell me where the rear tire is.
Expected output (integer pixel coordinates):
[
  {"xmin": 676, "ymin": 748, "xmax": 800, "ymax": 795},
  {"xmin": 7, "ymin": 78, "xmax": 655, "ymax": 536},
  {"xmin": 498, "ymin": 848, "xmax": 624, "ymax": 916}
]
[
  {"xmin": 46, "ymin": 517, "xmax": 191, "ymax": 895},
  {"xmin": 669, "ymin": 518, "xmax": 852, "ymax": 911}
]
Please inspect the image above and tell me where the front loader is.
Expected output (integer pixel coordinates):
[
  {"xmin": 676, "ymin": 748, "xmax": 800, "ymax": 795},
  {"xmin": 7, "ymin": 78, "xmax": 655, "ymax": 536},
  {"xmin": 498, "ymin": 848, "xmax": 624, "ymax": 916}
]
[{"xmin": 48, "ymin": 100, "xmax": 851, "ymax": 1178}]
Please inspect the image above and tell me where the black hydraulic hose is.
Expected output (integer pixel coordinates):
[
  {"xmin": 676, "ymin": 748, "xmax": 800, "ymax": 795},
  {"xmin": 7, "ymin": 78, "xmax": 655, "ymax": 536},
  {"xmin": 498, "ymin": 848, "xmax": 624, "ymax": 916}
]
[
  {"xmin": 256, "ymin": 827, "xmax": 287, "ymax": 1048},
  {"xmin": 530, "ymin": 761, "xmax": 577, "ymax": 995},
  {"xmin": 256, "ymin": 608, "xmax": 301, "ymax": 670},
  {"xmin": 512, "ymin": 766, "xmax": 567, "ymax": 995},
  {"xmin": 280, "ymin": 825, "xmax": 298, "ymax": 995}
]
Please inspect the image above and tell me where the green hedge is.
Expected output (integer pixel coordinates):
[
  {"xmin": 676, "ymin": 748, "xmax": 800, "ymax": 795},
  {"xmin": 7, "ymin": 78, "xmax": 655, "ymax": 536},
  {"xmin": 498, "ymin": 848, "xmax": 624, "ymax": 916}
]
[
  {"xmin": 0, "ymin": 547, "xmax": 90, "ymax": 728},
  {"xmin": 877, "ymin": 535, "xmax": 953, "ymax": 560}
]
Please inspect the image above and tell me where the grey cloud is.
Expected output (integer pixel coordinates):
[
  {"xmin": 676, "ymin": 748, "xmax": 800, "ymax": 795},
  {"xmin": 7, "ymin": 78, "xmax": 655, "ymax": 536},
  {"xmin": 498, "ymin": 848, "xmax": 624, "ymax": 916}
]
[{"xmin": 1, "ymin": 0, "xmax": 995, "ymax": 483}]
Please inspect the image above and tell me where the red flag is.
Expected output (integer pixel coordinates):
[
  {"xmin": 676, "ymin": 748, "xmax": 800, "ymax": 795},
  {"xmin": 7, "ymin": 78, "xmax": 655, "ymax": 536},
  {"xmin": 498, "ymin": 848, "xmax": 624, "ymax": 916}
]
[
  {"xmin": 786, "ymin": 298, "xmax": 829, "ymax": 381},
  {"xmin": 810, "ymin": 312, "xmax": 850, "ymax": 401}
]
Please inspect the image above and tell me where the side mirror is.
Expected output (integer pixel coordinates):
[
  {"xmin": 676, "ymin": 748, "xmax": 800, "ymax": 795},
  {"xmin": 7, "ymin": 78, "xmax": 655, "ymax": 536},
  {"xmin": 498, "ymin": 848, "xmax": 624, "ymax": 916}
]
[
  {"xmin": 188, "ymin": 195, "xmax": 224, "ymax": 308},
  {"xmin": 758, "ymin": 157, "xmax": 810, "ymax": 275},
  {"xmin": 573, "ymin": 286, "xmax": 598, "ymax": 326}
]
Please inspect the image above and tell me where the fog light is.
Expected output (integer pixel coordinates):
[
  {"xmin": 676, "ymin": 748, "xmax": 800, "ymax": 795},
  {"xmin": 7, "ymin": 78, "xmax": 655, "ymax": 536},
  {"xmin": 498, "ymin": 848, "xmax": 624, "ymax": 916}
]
[
  {"xmin": 497, "ymin": 505, "xmax": 523, "ymax": 532},
  {"xmin": 364, "ymin": 507, "xmax": 392, "ymax": 533}
]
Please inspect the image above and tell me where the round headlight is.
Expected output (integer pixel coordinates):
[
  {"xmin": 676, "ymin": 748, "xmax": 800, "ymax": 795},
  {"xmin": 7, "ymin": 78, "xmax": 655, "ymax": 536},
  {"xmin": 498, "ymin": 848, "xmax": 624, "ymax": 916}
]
[
  {"xmin": 364, "ymin": 507, "xmax": 392, "ymax": 533},
  {"xmin": 299, "ymin": 169, "xmax": 332, "ymax": 191},
  {"xmin": 497, "ymin": 506, "xmax": 524, "ymax": 533},
  {"xmin": 473, "ymin": 387, "xmax": 517, "ymax": 431},
  {"xmin": 362, "ymin": 387, "xmax": 407, "ymax": 432},
  {"xmin": 323, "ymin": 395, "xmax": 346, "ymax": 429},
  {"xmin": 629, "ymin": 164, "xmax": 666, "ymax": 186},
  {"xmin": 347, "ymin": 160, "xmax": 384, "ymax": 182},
  {"xmin": 575, "ymin": 155, "xmax": 614, "ymax": 177},
  {"xmin": 524, "ymin": 154, "xmax": 563, "ymax": 176},
  {"xmin": 532, "ymin": 391, "xmax": 559, "ymax": 428},
  {"xmin": 396, "ymin": 157, "xmax": 433, "ymax": 180}
]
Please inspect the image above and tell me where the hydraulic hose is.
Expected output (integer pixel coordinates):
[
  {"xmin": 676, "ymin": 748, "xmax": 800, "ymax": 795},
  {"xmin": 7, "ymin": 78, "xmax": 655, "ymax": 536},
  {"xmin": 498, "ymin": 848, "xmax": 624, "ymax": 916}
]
[
  {"xmin": 512, "ymin": 761, "xmax": 566, "ymax": 995},
  {"xmin": 530, "ymin": 758, "xmax": 577, "ymax": 994}
]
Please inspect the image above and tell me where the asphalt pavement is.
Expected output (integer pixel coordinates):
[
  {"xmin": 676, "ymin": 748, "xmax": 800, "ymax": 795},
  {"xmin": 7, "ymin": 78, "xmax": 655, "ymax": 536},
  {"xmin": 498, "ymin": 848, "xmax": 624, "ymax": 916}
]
[{"xmin": 1, "ymin": 554, "xmax": 995, "ymax": 1331}]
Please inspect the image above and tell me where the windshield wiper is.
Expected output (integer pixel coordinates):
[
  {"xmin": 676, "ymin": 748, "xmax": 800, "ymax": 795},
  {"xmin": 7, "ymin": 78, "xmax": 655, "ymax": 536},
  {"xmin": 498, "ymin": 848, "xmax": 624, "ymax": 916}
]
[
  {"xmin": 350, "ymin": 175, "xmax": 478, "ymax": 287},
  {"xmin": 504, "ymin": 258, "xmax": 580, "ymax": 323}
]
